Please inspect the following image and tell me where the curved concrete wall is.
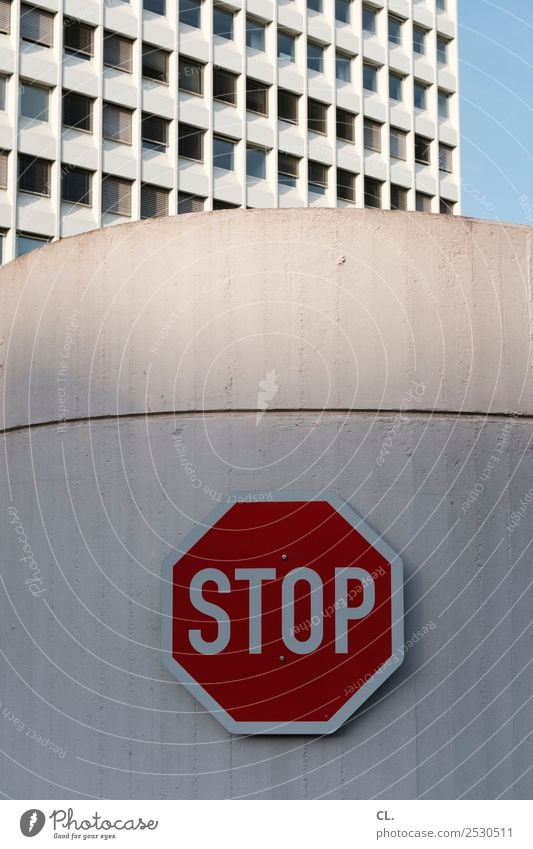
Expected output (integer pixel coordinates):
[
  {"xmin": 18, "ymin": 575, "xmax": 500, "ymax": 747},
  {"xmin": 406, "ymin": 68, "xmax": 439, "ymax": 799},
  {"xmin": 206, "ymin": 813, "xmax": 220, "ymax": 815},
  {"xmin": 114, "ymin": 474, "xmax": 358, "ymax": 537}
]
[{"xmin": 0, "ymin": 209, "xmax": 532, "ymax": 799}]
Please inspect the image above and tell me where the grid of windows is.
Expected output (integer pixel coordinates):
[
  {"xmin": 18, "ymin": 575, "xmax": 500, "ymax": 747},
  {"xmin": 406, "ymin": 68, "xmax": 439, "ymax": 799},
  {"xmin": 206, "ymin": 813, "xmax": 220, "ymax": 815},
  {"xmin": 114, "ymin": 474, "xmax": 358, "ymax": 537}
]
[{"xmin": 0, "ymin": 0, "xmax": 459, "ymax": 263}]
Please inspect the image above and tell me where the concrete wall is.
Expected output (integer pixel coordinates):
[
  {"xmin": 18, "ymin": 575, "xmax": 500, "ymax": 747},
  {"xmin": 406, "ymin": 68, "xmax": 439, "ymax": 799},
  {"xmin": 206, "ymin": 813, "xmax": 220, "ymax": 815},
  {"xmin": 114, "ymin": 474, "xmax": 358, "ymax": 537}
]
[{"xmin": 0, "ymin": 208, "xmax": 532, "ymax": 799}]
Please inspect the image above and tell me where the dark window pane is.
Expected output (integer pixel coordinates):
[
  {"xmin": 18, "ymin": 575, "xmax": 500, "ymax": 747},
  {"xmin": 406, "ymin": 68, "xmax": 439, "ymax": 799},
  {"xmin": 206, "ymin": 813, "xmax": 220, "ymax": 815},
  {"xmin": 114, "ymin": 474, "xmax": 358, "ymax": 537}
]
[
  {"xmin": 104, "ymin": 31, "xmax": 133, "ymax": 72},
  {"xmin": 63, "ymin": 91, "xmax": 92, "ymax": 132},
  {"xmin": 180, "ymin": 0, "xmax": 201, "ymax": 28},
  {"xmin": 62, "ymin": 165, "xmax": 92, "ymax": 205},
  {"xmin": 178, "ymin": 122, "xmax": 204, "ymax": 160},
  {"xmin": 64, "ymin": 18, "xmax": 94, "ymax": 57},
  {"xmin": 213, "ymin": 68, "xmax": 237, "ymax": 105},
  {"xmin": 336, "ymin": 108, "xmax": 354, "ymax": 142},
  {"xmin": 18, "ymin": 154, "xmax": 51, "ymax": 195},
  {"xmin": 278, "ymin": 30, "xmax": 295, "ymax": 61},
  {"xmin": 102, "ymin": 174, "xmax": 132, "ymax": 215},
  {"xmin": 141, "ymin": 184, "xmax": 169, "ymax": 218},
  {"xmin": 213, "ymin": 135, "xmax": 235, "ymax": 171},
  {"xmin": 247, "ymin": 145, "xmax": 266, "ymax": 179},
  {"xmin": 178, "ymin": 192, "xmax": 205, "ymax": 213},
  {"xmin": 142, "ymin": 113, "xmax": 169, "ymax": 150},
  {"xmin": 179, "ymin": 56, "xmax": 204, "ymax": 95},
  {"xmin": 391, "ymin": 184, "xmax": 407, "ymax": 210},
  {"xmin": 247, "ymin": 78, "xmax": 268, "ymax": 115},
  {"xmin": 213, "ymin": 6, "xmax": 233, "ymax": 39},
  {"xmin": 308, "ymin": 98, "xmax": 327, "ymax": 134},
  {"xmin": 246, "ymin": 17, "xmax": 265, "ymax": 50},
  {"xmin": 337, "ymin": 169, "xmax": 355, "ymax": 202},
  {"xmin": 278, "ymin": 89, "xmax": 298, "ymax": 123},
  {"xmin": 142, "ymin": 44, "xmax": 169, "ymax": 83},
  {"xmin": 365, "ymin": 177, "xmax": 382, "ymax": 208}
]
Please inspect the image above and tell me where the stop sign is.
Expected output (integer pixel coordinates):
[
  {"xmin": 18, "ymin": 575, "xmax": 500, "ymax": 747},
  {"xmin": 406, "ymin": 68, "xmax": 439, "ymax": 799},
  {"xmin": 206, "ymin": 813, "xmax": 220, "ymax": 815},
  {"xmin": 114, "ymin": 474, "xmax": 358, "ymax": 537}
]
[{"xmin": 162, "ymin": 493, "xmax": 403, "ymax": 734}]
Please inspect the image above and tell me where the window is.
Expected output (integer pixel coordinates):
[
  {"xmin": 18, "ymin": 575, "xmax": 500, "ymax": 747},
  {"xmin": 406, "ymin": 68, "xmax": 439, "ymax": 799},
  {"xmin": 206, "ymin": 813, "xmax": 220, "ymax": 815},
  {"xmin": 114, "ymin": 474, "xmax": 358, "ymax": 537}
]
[
  {"xmin": 16, "ymin": 232, "xmax": 50, "ymax": 256},
  {"xmin": 0, "ymin": 0, "xmax": 11, "ymax": 34},
  {"xmin": 179, "ymin": 56, "xmax": 204, "ymax": 95},
  {"xmin": 308, "ymin": 41, "xmax": 324, "ymax": 73},
  {"xmin": 62, "ymin": 165, "xmax": 92, "ymax": 205},
  {"xmin": 213, "ymin": 199, "xmax": 239, "ymax": 210},
  {"xmin": 178, "ymin": 123, "xmax": 204, "ymax": 160},
  {"xmin": 103, "ymin": 102, "xmax": 132, "ymax": 144},
  {"xmin": 18, "ymin": 154, "xmax": 50, "ymax": 195},
  {"xmin": 438, "ymin": 89, "xmax": 450, "ymax": 118},
  {"xmin": 178, "ymin": 192, "xmax": 205, "ymax": 213},
  {"xmin": 63, "ymin": 91, "xmax": 93, "ymax": 132},
  {"xmin": 308, "ymin": 161, "xmax": 327, "ymax": 195},
  {"xmin": 439, "ymin": 143, "xmax": 453, "ymax": 173},
  {"xmin": 213, "ymin": 135, "xmax": 235, "ymax": 171},
  {"xmin": 0, "ymin": 76, "xmax": 5, "ymax": 110},
  {"xmin": 247, "ymin": 144, "xmax": 267, "ymax": 180},
  {"xmin": 416, "ymin": 192, "xmax": 432, "ymax": 212},
  {"xmin": 363, "ymin": 63, "xmax": 377, "ymax": 92},
  {"xmin": 336, "ymin": 108, "xmax": 354, "ymax": 142},
  {"xmin": 336, "ymin": 52, "xmax": 351, "ymax": 82},
  {"xmin": 437, "ymin": 36, "xmax": 449, "ymax": 65},
  {"xmin": 278, "ymin": 30, "xmax": 295, "ymax": 62},
  {"xmin": 308, "ymin": 99, "xmax": 327, "ymax": 134},
  {"xmin": 278, "ymin": 152, "xmax": 299, "ymax": 187},
  {"xmin": 362, "ymin": 4, "xmax": 377, "ymax": 34},
  {"xmin": 102, "ymin": 174, "xmax": 131, "ymax": 216},
  {"xmin": 278, "ymin": 89, "xmax": 299, "ymax": 123},
  {"xmin": 142, "ymin": 113, "xmax": 169, "ymax": 151},
  {"xmin": 0, "ymin": 149, "xmax": 8, "ymax": 188},
  {"xmin": 103, "ymin": 31, "xmax": 133, "ymax": 72},
  {"xmin": 413, "ymin": 26, "xmax": 426, "ymax": 56},
  {"xmin": 390, "ymin": 126, "xmax": 407, "ymax": 160},
  {"xmin": 144, "ymin": 0, "xmax": 165, "ymax": 14},
  {"xmin": 308, "ymin": 0, "xmax": 322, "ymax": 12},
  {"xmin": 440, "ymin": 198, "xmax": 455, "ymax": 214},
  {"xmin": 388, "ymin": 15, "xmax": 402, "ymax": 46},
  {"xmin": 142, "ymin": 43, "xmax": 169, "ymax": 83},
  {"xmin": 414, "ymin": 81, "xmax": 427, "ymax": 110},
  {"xmin": 213, "ymin": 5, "xmax": 234, "ymax": 40},
  {"xmin": 20, "ymin": 4, "xmax": 54, "ymax": 47},
  {"xmin": 365, "ymin": 177, "xmax": 382, "ymax": 208},
  {"xmin": 141, "ymin": 184, "xmax": 169, "ymax": 218},
  {"xmin": 213, "ymin": 68, "xmax": 237, "ymax": 105},
  {"xmin": 180, "ymin": 0, "xmax": 201, "ymax": 28},
  {"xmin": 364, "ymin": 118, "xmax": 381, "ymax": 152},
  {"xmin": 391, "ymin": 184, "xmax": 408, "ymax": 210},
  {"xmin": 20, "ymin": 82, "xmax": 49, "ymax": 121},
  {"xmin": 335, "ymin": 0, "xmax": 350, "ymax": 24},
  {"xmin": 337, "ymin": 169, "xmax": 355, "ymax": 203},
  {"xmin": 64, "ymin": 18, "xmax": 94, "ymax": 58},
  {"xmin": 246, "ymin": 17, "xmax": 265, "ymax": 51},
  {"xmin": 437, "ymin": 0, "xmax": 446, "ymax": 10},
  {"xmin": 389, "ymin": 72, "xmax": 403, "ymax": 102},
  {"xmin": 247, "ymin": 78, "xmax": 269, "ymax": 115},
  {"xmin": 415, "ymin": 134, "xmax": 431, "ymax": 165}
]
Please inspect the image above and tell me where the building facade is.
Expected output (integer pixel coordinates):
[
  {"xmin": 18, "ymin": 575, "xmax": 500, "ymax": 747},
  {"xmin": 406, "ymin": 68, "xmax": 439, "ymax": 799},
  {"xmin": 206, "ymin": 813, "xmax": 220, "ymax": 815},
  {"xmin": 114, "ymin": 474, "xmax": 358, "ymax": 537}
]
[{"xmin": 0, "ymin": 0, "xmax": 460, "ymax": 264}]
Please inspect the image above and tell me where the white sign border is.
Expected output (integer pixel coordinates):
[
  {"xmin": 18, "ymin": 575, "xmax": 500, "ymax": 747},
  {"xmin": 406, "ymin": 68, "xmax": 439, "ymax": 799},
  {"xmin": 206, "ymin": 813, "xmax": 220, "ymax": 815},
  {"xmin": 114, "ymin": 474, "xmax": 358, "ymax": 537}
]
[{"xmin": 161, "ymin": 491, "xmax": 404, "ymax": 736}]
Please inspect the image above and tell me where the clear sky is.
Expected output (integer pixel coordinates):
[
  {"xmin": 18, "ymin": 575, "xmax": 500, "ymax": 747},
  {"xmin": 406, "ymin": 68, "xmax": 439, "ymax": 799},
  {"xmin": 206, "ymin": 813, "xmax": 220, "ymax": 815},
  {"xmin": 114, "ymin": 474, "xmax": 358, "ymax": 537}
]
[{"xmin": 459, "ymin": 0, "xmax": 533, "ymax": 224}]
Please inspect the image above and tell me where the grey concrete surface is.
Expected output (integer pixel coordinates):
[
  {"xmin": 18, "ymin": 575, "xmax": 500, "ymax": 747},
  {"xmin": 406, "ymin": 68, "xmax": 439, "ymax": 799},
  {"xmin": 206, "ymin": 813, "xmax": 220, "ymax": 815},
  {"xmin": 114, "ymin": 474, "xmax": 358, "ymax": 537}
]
[{"xmin": 0, "ymin": 210, "xmax": 532, "ymax": 799}]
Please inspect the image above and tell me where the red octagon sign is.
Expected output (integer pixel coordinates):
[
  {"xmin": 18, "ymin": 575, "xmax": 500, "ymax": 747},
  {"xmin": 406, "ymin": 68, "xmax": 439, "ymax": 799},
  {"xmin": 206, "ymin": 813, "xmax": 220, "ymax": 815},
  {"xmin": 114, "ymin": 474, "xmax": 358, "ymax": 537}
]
[{"xmin": 162, "ymin": 493, "xmax": 403, "ymax": 735}]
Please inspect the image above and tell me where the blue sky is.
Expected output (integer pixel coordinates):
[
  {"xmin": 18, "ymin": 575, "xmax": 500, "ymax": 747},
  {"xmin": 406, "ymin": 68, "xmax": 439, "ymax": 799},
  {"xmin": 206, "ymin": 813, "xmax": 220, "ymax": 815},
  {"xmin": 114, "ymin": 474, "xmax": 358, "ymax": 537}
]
[{"xmin": 459, "ymin": 0, "xmax": 533, "ymax": 224}]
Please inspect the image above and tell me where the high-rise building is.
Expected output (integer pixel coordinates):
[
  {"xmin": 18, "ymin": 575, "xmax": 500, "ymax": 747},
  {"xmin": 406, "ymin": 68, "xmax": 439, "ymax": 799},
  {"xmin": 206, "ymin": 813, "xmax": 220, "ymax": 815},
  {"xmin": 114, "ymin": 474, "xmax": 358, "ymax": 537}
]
[{"xmin": 0, "ymin": 0, "xmax": 460, "ymax": 264}]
